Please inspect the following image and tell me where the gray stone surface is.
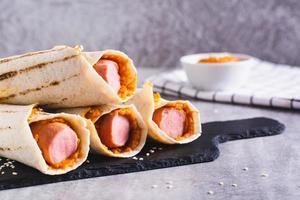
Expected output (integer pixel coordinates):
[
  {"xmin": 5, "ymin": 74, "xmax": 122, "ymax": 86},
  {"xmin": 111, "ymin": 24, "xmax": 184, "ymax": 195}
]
[
  {"xmin": 1, "ymin": 0, "xmax": 300, "ymax": 68},
  {"xmin": 0, "ymin": 68, "xmax": 299, "ymax": 200}
]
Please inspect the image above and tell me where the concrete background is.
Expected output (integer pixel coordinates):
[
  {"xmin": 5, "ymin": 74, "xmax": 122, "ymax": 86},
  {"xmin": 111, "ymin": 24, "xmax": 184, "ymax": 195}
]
[{"xmin": 0, "ymin": 0, "xmax": 300, "ymax": 68}]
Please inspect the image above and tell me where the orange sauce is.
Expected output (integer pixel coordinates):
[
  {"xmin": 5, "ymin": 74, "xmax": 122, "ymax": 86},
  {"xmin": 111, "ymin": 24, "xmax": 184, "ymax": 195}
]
[
  {"xmin": 199, "ymin": 55, "xmax": 239, "ymax": 63},
  {"xmin": 158, "ymin": 102, "xmax": 196, "ymax": 141},
  {"xmin": 30, "ymin": 118, "xmax": 81, "ymax": 169},
  {"xmin": 86, "ymin": 107, "xmax": 141, "ymax": 154},
  {"xmin": 100, "ymin": 54, "xmax": 137, "ymax": 100}
]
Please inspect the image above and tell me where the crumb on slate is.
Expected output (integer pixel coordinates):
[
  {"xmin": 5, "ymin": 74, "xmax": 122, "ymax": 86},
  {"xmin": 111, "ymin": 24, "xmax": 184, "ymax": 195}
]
[
  {"xmin": 207, "ymin": 190, "xmax": 214, "ymax": 195},
  {"xmin": 166, "ymin": 185, "xmax": 173, "ymax": 189}
]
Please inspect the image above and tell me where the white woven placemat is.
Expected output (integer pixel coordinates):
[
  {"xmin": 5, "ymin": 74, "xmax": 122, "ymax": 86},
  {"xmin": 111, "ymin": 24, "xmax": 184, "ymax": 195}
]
[{"xmin": 148, "ymin": 60, "xmax": 300, "ymax": 110}]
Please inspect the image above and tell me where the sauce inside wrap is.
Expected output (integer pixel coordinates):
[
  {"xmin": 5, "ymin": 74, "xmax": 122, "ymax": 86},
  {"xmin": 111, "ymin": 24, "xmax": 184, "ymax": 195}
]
[
  {"xmin": 152, "ymin": 93, "xmax": 196, "ymax": 141},
  {"xmin": 30, "ymin": 119, "xmax": 80, "ymax": 168},
  {"xmin": 86, "ymin": 107, "xmax": 142, "ymax": 154}
]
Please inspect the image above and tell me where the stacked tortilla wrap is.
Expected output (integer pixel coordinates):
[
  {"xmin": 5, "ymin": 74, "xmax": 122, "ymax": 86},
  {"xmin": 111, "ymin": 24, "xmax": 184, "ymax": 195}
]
[
  {"xmin": 0, "ymin": 45, "xmax": 137, "ymax": 108},
  {"xmin": 59, "ymin": 104, "xmax": 147, "ymax": 158},
  {"xmin": 0, "ymin": 104, "xmax": 90, "ymax": 175},
  {"xmin": 127, "ymin": 82, "xmax": 201, "ymax": 144},
  {"xmin": 0, "ymin": 45, "xmax": 202, "ymax": 176}
]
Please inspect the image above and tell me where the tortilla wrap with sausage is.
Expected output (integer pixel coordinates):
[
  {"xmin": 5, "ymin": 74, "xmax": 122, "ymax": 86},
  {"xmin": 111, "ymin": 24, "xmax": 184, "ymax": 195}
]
[
  {"xmin": 126, "ymin": 82, "xmax": 201, "ymax": 144},
  {"xmin": 0, "ymin": 45, "xmax": 137, "ymax": 108},
  {"xmin": 0, "ymin": 104, "xmax": 90, "ymax": 175},
  {"xmin": 59, "ymin": 104, "xmax": 147, "ymax": 158}
]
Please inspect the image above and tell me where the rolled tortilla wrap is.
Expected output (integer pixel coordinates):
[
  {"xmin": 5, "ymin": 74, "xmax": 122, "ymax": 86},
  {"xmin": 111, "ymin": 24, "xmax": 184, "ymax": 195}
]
[
  {"xmin": 0, "ymin": 45, "xmax": 137, "ymax": 108},
  {"xmin": 126, "ymin": 82, "xmax": 201, "ymax": 144},
  {"xmin": 59, "ymin": 104, "xmax": 147, "ymax": 158},
  {"xmin": 0, "ymin": 104, "xmax": 90, "ymax": 175}
]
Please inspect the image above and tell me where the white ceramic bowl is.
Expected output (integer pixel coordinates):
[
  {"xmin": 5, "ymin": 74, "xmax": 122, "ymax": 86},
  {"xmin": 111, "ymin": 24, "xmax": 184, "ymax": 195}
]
[{"xmin": 180, "ymin": 53, "xmax": 257, "ymax": 91}]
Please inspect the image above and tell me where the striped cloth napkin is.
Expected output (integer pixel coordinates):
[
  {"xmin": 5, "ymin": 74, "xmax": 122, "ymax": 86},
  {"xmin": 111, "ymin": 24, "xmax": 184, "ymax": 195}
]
[{"xmin": 148, "ymin": 60, "xmax": 300, "ymax": 110}]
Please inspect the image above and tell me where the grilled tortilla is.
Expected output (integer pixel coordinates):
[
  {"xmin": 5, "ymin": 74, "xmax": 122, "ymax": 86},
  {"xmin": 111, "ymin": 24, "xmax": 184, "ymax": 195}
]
[
  {"xmin": 0, "ymin": 104, "xmax": 90, "ymax": 175},
  {"xmin": 126, "ymin": 82, "xmax": 201, "ymax": 144},
  {"xmin": 58, "ymin": 104, "xmax": 147, "ymax": 158},
  {"xmin": 0, "ymin": 45, "xmax": 137, "ymax": 108}
]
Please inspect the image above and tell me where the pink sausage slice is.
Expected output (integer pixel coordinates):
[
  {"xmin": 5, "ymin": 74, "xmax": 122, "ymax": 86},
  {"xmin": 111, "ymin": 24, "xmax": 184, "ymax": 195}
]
[
  {"xmin": 95, "ymin": 112, "xmax": 130, "ymax": 148},
  {"xmin": 30, "ymin": 122, "xmax": 78, "ymax": 165},
  {"xmin": 153, "ymin": 107, "xmax": 186, "ymax": 139},
  {"xmin": 93, "ymin": 59, "xmax": 121, "ymax": 93}
]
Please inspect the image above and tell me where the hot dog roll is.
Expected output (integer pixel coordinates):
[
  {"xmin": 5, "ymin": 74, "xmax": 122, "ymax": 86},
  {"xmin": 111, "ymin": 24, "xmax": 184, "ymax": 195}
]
[
  {"xmin": 0, "ymin": 104, "xmax": 90, "ymax": 175},
  {"xmin": 59, "ymin": 104, "xmax": 147, "ymax": 158},
  {"xmin": 0, "ymin": 45, "xmax": 137, "ymax": 108},
  {"xmin": 126, "ymin": 82, "xmax": 201, "ymax": 144}
]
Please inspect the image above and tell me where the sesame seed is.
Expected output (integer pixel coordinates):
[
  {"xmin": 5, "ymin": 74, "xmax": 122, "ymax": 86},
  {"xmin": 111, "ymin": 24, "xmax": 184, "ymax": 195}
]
[
  {"xmin": 149, "ymin": 150, "xmax": 155, "ymax": 153},
  {"xmin": 139, "ymin": 158, "xmax": 144, "ymax": 161},
  {"xmin": 86, "ymin": 160, "xmax": 90, "ymax": 163},
  {"xmin": 132, "ymin": 157, "xmax": 138, "ymax": 160},
  {"xmin": 243, "ymin": 167, "xmax": 249, "ymax": 171},
  {"xmin": 261, "ymin": 173, "xmax": 268, "ymax": 177},
  {"xmin": 218, "ymin": 182, "xmax": 224, "ymax": 186},
  {"xmin": 158, "ymin": 147, "xmax": 163, "ymax": 150},
  {"xmin": 232, "ymin": 184, "xmax": 237, "ymax": 187},
  {"xmin": 12, "ymin": 172, "xmax": 18, "ymax": 175},
  {"xmin": 1, "ymin": 171, "xmax": 4, "ymax": 175},
  {"xmin": 146, "ymin": 153, "xmax": 150, "ymax": 156},
  {"xmin": 151, "ymin": 184, "xmax": 158, "ymax": 188},
  {"xmin": 166, "ymin": 185, "xmax": 173, "ymax": 189},
  {"xmin": 152, "ymin": 147, "xmax": 157, "ymax": 150},
  {"xmin": 207, "ymin": 190, "xmax": 214, "ymax": 195}
]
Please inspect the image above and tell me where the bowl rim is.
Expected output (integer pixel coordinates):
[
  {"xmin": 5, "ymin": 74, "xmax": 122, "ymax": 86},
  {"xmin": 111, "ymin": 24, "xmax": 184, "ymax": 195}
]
[{"xmin": 180, "ymin": 52, "xmax": 256, "ymax": 66}]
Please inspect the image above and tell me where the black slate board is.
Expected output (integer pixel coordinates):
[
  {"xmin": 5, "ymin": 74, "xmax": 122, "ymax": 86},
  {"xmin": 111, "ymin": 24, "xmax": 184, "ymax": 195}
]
[{"xmin": 0, "ymin": 117, "xmax": 285, "ymax": 190}]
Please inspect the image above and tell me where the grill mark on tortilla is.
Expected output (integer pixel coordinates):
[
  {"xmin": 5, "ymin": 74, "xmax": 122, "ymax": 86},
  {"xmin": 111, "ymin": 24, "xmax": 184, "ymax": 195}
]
[
  {"xmin": 0, "ymin": 46, "xmax": 67, "ymax": 64},
  {"xmin": 0, "ymin": 71, "xmax": 18, "ymax": 81},
  {"xmin": 0, "ymin": 73, "xmax": 79, "ymax": 101},
  {"xmin": 0, "ymin": 54, "xmax": 78, "ymax": 82},
  {"xmin": 43, "ymin": 97, "xmax": 68, "ymax": 107},
  {"xmin": 0, "ymin": 126, "xmax": 12, "ymax": 130},
  {"xmin": 0, "ymin": 146, "xmax": 22, "ymax": 151},
  {"xmin": 0, "ymin": 110, "xmax": 18, "ymax": 113},
  {"xmin": 0, "ymin": 94, "xmax": 16, "ymax": 101}
]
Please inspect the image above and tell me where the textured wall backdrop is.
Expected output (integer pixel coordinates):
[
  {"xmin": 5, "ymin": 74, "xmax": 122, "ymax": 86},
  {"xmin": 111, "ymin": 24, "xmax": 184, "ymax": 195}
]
[{"xmin": 0, "ymin": 0, "xmax": 300, "ymax": 68}]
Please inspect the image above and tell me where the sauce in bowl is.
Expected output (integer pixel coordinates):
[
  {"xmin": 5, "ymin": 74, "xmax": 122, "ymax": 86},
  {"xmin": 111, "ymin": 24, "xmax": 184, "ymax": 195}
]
[
  {"xmin": 180, "ymin": 53, "xmax": 257, "ymax": 91},
  {"xmin": 198, "ymin": 55, "xmax": 239, "ymax": 63}
]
